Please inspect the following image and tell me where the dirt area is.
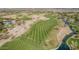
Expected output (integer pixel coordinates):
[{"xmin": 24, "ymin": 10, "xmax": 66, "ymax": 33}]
[
  {"xmin": 57, "ymin": 26, "xmax": 72, "ymax": 43},
  {"xmin": 43, "ymin": 29, "xmax": 58, "ymax": 49},
  {"xmin": 56, "ymin": 19, "xmax": 72, "ymax": 43},
  {"xmin": 31, "ymin": 15, "xmax": 49, "ymax": 21}
]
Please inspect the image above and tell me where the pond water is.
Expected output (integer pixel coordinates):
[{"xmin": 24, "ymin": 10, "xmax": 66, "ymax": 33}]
[{"xmin": 57, "ymin": 42, "xmax": 70, "ymax": 50}]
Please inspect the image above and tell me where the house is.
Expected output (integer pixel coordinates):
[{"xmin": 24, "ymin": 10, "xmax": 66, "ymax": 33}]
[{"xmin": 2, "ymin": 20, "xmax": 16, "ymax": 28}]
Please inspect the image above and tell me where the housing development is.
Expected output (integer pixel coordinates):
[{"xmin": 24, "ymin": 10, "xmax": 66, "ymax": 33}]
[{"xmin": 0, "ymin": 8, "xmax": 79, "ymax": 50}]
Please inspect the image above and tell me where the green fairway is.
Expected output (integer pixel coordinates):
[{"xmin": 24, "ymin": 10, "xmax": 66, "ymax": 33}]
[{"xmin": 0, "ymin": 16, "xmax": 59, "ymax": 50}]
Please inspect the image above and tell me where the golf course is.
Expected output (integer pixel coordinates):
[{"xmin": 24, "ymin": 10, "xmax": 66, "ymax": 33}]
[{"xmin": 0, "ymin": 16, "xmax": 60, "ymax": 50}]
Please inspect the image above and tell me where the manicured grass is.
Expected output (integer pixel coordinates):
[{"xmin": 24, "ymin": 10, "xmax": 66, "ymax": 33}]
[
  {"xmin": 0, "ymin": 16, "xmax": 58, "ymax": 50},
  {"xmin": 67, "ymin": 37, "xmax": 79, "ymax": 49}
]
